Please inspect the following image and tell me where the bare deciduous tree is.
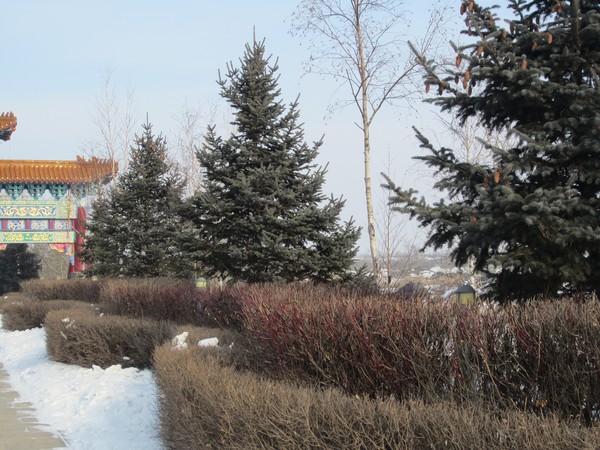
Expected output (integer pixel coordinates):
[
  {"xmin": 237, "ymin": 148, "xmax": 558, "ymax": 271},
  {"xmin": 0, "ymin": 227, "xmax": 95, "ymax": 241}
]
[
  {"xmin": 173, "ymin": 101, "xmax": 234, "ymax": 197},
  {"xmin": 87, "ymin": 66, "xmax": 136, "ymax": 181},
  {"xmin": 173, "ymin": 103, "xmax": 204, "ymax": 197},
  {"xmin": 376, "ymin": 155, "xmax": 420, "ymax": 287},
  {"xmin": 436, "ymin": 114, "xmax": 514, "ymax": 165},
  {"xmin": 432, "ymin": 114, "xmax": 515, "ymax": 291},
  {"xmin": 292, "ymin": 0, "xmax": 449, "ymax": 283}
]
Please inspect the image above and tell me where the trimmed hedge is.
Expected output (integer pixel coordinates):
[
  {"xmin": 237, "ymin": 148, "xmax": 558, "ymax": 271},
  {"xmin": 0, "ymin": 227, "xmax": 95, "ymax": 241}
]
[
  {"xmin": 154, "ymin": 343, "xmax": 600, "ymax": 449},
  {"xmin": 45, "ymin": 309, "xmax": 173, "ymax": 369},
  {"xmin": 0, "ymin": 297, "xmax": 97, "ymax": 331},
  {"xmin": 21, "ymin": 279, "xmax": 103, "ymax": 302},
  {"xmin": 100, "ymin": 279, "xmax": 244, "ymax": 329},
  {"xmin": 100, "ymin": 279, "xmax": 198, "ymax": 323},
  {"xmin": 20, "ymin": 279, "xmax": 600, "ymax": 426},
  {"xmin": 21, "ymin": 278, "xmax": 245, "ymax": 329},
  {"xmin": 239, "ymin": 284, "xmax": 600, "ymax": 422}
]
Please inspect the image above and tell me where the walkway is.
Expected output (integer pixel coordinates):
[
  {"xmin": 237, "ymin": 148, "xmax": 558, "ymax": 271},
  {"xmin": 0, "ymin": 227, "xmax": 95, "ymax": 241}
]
[{"xmin": 0, "ymin": 363, "xmax": 66, "ymax": 449}]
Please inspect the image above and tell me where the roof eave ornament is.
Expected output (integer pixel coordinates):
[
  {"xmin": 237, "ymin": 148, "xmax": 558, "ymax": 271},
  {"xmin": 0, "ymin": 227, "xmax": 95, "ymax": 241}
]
[{"xmin": 0, "ymin": 112, "xmax": 17, "ymax": 141}]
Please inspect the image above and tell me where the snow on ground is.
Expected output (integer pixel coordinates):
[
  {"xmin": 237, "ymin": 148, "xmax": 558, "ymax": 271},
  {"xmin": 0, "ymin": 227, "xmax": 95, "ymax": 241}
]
[{"xmin": 0, "ymin": 314, "xmax": 163, "ymax": 450}]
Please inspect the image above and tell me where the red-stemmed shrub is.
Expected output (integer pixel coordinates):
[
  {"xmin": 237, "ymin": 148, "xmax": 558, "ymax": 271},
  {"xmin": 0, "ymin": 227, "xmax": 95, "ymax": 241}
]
[
  {"xmin": 239, "ymin": 284, "xmax": 600, "ymax": 423},
  {"xmin": 100, "ymin": 279, "xmax": 245, "ymax": 329},
  {"xmin": 100, "ymin": 278, "xmax": 198, "ymax": 323}
]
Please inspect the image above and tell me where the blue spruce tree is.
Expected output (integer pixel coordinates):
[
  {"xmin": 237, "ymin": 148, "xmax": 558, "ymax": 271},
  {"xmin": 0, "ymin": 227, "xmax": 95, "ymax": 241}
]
[
  {"xmin": 386, "ymin": 0, "xmax": 600, "ymax": 300},
  {"xmin": 187, "ymin": 39, "xmax": 360, "ymax": 283}
]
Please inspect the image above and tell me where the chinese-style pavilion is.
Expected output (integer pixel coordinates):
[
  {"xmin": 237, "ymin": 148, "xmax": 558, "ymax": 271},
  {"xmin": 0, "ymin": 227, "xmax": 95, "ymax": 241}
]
[{"xmin": 0, "ymin": 112, "xmax": 116, "ymax": 275}]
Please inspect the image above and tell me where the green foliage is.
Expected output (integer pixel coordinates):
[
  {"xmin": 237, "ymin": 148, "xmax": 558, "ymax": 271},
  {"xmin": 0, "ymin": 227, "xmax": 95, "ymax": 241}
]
[
  {"xmin": 0, "ymin": 244, "xmax": 40, "ymax": 295},
  {"xmin": 84, "ymin": 123, "xmax": 192, "ymax": 278},
  {"xmin": 387, "ymin": 0, "xmax": 600, "ymax": 300},
  {"xmin": 186, "ymin": 39, "xmax": 360, "ymax": 283}
]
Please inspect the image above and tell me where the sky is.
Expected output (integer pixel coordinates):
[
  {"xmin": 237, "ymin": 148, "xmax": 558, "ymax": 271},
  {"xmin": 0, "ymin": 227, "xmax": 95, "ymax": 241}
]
[{"xmin": 2, "ymin": 1, "xmax": 462, "ymax": 254}]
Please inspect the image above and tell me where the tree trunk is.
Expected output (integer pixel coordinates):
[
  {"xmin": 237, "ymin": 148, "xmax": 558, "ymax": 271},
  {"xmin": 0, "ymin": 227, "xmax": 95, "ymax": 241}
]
[
  {"xmin": 363, "ymin": 123, "xmax": 382, "ymax": 283},
  {"xmin": 355, "ymin": 2, "xmax": 382, "ymax": 283}
]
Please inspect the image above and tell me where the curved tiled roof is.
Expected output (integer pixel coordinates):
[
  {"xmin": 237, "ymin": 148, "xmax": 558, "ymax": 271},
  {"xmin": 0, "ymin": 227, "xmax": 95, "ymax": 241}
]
[{"xmin": 0, "ymin": 157, "xmax": 116, "ymax": 183}]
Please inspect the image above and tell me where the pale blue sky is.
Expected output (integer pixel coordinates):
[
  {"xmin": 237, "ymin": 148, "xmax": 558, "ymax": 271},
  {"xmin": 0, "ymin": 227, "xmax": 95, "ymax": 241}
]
[{"xmin": 3, "ymin": 0, "xmax": 460, "ymax": 253}]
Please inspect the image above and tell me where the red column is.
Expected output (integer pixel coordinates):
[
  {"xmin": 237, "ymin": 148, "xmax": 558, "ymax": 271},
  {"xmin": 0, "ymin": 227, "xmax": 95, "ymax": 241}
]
[{"xmin": 68, "ymin": 206, "xmax": 86, "ymax": 274}]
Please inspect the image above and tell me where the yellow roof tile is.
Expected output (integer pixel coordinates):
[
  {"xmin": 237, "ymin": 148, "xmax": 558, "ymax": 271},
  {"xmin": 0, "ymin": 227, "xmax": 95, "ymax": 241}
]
[{"xmin": 0, "ymin": 157, "xmax": 116, "ymax": 183}]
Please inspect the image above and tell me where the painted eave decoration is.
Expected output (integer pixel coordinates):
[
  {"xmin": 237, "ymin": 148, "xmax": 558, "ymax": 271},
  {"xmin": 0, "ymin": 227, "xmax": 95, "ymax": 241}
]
[
  {"xmin": 0, "ymin": 156, "xmax": 117, "ymax": 184},
  {"xmin": 0, "ymin": 112, "xmax": 17, "ymax": 141}
]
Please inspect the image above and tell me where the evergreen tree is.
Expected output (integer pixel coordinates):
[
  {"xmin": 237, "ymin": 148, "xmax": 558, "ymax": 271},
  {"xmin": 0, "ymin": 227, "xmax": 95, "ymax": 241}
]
[
  {"xmin": 186, "ymin": 39, "xmax": 360, "ymax": 283},
  {"xmin": 84, "ymin": 123, "xmax": 191, "ymax": 278},
  {"xmin": 385, "ymin": 0, "xmax": 600, "ymax": 300},
  {"xmin": 0, "ymin": 244, "xmax": 40, "ymax": 294}
]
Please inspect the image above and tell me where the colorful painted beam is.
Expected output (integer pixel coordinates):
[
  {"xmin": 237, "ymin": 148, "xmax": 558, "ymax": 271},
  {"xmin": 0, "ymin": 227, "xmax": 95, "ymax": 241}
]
[
  {"xmin": 0, "ymin": 231, "xmax": 76, "ymax": 244},
  {"xmin": 0, "ymin": 200, "xmax": 78, "ymax": 219}
]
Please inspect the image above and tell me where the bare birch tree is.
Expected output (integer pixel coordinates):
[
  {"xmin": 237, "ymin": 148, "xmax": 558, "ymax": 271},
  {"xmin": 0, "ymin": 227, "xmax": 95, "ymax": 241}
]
[
  {"xmin": 437, "ymin": 115, "xmax": 509, "ymax": 165},
  {"xmin": 292, "ymin": 0, "xmax": 448, "ymax": 283}
]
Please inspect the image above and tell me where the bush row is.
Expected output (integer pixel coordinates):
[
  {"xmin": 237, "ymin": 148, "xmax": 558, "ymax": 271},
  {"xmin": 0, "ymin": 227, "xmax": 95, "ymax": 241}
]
[
  {"xmin": 21, "ymin": 279, "xmax": 102, "ymax": 302},
  {"xmin": 0, "ymin": 297, "xmax": 97, "ymax": 331},
  {"xmin": 45, "ymin": 309, "xmax": 173, "ymax": 369},
  {"xmin": 238, "ymin": 284, "xmax": 600, "ymax": 423},
  {"xmin": 100, "ymin": 279, "xmax": 244, "ymax": 329},
  {"xmin": 154, "ymin": 343, "xmax": 600, "ymax": 450},
  {"xmin": 21, "ymin": 278, "xmax": 244, "ymax": 329},
  {"xmin": 17, "ymin": 279, "xmax": 600, "ymax": 423}
]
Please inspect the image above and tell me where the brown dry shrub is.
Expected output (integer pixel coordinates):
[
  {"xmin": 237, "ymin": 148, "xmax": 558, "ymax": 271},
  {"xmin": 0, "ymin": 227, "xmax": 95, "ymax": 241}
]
[
  {"xmin": 1, "ymin": 298, "xmax": 97, "ymax": 331},
  {"xmin": 21, "ymin": 279, "xmax": 103, "ymax": 302},
  {"xmin": 239, "ymin": 284, "xmax": 600, "ymax": 422},
  {"xmin": 45, "ymin": 309, "xmax": 173, "ymax": 369},
  {"xmin": 154, "ymin": 343, "xmax": 600, "ymax": 450},
  {"xmin": 504, "ymin": 300, "xmax": 600, "ymax": 423},
  {"xmin": 240, "ymin": 284, "xmax": 460, "ymax": 397},
  {"xmin": 100, "ymin": 278, "xmax": 245, "ymax": 329},
  {"xmin": 170, "ymin": 324, "xmax": 263, "ymax": 373},
  {"xmin": 100, "ymin": 278, "xmax": 199, "ymax": 324},
  {"xmin": 194, "ymin": 287, "xmax": 245, "ymax": 330}
]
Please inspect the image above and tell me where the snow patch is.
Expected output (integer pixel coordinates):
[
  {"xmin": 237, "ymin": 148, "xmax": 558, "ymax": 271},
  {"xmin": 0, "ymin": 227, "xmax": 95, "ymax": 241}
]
[
  {"xmin": 171, "ymin": 331, "xmax": 188, "ymax": 350},
  {"xmin": 0, "ymin": 314, "xmax": 163, "ymax": 450},
  {"xmin": 198, "ymin": 337, "xmax": 219, "ymax": 347}
]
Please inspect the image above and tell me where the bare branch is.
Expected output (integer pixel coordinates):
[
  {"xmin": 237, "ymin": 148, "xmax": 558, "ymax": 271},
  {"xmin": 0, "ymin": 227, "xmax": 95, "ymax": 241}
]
[
  {"xmin": 173, "ymin": 103, "xmax": 205, "ymax": 197},
  {"xmin": 88, "ymin": 66, "xmax": 138, "ymax": 183},
  {"xmin": 292, "ymin": 0, "xmax": 451, "ymax": 284}
]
